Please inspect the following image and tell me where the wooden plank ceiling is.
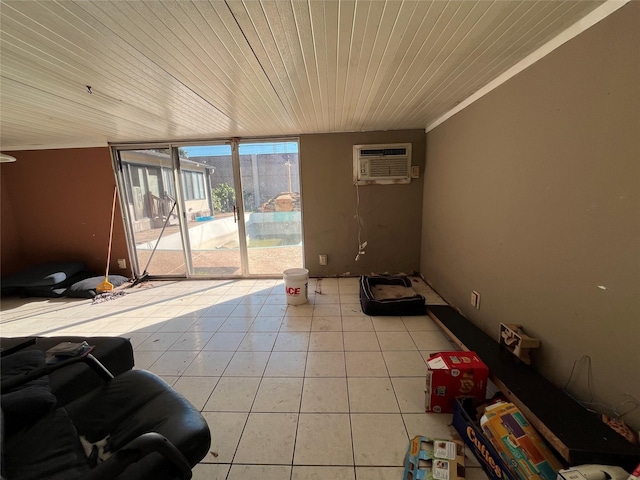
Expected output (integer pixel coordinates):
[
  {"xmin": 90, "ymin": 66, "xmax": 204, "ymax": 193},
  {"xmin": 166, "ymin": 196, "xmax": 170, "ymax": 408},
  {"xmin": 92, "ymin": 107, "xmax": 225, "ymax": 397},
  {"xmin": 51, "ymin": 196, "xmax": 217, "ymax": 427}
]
[{"xmin": 0, "ymin": 0, "xmax": 605, "ymax": 150}]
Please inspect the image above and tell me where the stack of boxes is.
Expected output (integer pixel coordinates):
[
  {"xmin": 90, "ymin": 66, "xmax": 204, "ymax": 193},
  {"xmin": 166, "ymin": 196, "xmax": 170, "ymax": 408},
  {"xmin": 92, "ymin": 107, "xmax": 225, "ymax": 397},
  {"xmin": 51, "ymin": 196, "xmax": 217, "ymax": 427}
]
[{"xmin": 425, "ymin": 352, "xmax": 564, "ymax": 480}]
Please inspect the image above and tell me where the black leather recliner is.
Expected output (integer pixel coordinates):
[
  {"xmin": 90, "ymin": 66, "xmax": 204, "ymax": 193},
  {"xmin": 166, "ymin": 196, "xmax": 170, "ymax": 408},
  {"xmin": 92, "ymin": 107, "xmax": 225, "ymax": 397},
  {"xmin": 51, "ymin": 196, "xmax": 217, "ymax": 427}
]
[{"xmin": 1, "ymin": 349, "xmax": 211, "ymax": 480}]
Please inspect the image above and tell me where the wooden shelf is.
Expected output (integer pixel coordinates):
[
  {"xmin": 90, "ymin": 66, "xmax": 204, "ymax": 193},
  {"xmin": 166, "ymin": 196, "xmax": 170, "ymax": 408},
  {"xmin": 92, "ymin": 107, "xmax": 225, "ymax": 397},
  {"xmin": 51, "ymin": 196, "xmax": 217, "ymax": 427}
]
[{"xmin": 427, "ymin": 305, "xmax": 640, "ymax": 470}]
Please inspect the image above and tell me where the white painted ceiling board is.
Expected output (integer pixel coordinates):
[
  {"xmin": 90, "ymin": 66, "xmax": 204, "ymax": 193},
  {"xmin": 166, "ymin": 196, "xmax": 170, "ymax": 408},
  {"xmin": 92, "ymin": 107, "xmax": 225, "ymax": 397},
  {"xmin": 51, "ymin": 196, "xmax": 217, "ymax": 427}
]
[{"xmin": 0, "ymin": 0, "xmax": 610, "ymax": 150}]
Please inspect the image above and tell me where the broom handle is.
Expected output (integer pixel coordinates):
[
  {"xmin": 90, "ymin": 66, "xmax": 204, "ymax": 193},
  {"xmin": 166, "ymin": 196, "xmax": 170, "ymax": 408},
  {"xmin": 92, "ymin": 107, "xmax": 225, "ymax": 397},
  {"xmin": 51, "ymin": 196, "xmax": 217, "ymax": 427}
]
[{"xmin": 105, "ymin": 186, "xmax": 117, "ymax": 277}]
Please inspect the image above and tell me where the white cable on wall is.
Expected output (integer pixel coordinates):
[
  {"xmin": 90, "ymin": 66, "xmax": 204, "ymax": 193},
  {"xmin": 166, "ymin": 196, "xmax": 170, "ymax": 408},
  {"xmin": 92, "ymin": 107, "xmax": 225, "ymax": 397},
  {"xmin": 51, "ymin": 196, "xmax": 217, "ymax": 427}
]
[{"xmin": 354, "ymin": 182, "xmax": 367, "ymax": 261}]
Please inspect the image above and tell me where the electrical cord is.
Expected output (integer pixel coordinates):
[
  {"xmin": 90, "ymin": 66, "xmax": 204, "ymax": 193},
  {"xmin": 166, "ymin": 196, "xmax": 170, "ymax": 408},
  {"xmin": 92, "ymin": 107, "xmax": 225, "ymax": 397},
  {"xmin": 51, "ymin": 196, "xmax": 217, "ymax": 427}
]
[
  {"xmin": 563, "ymin": 355, "xmax": 639, "ymax": 418},
  {"xmin": 354, "ymin": 182, "xmax": 367, "ymax": 261}
]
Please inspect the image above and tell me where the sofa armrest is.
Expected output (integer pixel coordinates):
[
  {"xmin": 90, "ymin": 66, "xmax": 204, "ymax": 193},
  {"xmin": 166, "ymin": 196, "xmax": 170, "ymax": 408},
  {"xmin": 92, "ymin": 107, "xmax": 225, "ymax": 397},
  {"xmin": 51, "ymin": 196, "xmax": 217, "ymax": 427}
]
[{"xmin": 1, "ymin": 354, "xmax": 113, "ymax": 392}]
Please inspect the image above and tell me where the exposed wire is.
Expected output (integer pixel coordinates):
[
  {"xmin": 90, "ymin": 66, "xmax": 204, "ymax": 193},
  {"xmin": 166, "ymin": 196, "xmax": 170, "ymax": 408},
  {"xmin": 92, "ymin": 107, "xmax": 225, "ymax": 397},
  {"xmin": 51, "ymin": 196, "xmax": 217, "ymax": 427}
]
[
  {"xmin": 354, "ymin": 182, "xmax": 367, "ymax": 261},
  {"xmin": 563, "ymin": 355, "xmax": 639, "ymax": 418}
]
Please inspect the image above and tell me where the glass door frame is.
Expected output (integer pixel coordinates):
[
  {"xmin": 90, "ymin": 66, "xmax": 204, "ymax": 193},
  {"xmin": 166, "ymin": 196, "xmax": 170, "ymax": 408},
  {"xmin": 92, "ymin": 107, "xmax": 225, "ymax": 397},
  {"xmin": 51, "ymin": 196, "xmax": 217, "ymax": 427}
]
[{"xmin": 111, "ymin": 137, "xmax": 303, "ymax": 279}]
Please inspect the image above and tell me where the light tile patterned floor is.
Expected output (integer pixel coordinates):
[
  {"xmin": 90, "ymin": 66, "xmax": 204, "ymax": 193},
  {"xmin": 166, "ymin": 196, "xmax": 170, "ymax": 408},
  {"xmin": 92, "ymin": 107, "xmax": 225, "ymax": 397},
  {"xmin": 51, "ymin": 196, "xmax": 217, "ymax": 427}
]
[{"xmin": 0, "ymin": 276, "xmax": 488, "ymax": 480}]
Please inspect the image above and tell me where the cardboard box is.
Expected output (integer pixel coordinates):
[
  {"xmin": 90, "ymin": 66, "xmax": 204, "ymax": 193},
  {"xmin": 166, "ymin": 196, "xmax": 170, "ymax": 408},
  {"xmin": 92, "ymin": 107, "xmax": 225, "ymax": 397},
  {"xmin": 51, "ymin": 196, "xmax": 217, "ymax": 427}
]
[
  {"xmin": 452, "ymin": 398, "xmax": 518, "ymax": 480},
  {"xmin": 426, "ymin": 351, "xmax": 489, "ymax": 413},
  {"xmin": 403, "ymin": 435, "xmax": 466, "ymax": 480},
  {"xmin": 480, "ymin": 402, "xmax": 562, "ymax": 480}
]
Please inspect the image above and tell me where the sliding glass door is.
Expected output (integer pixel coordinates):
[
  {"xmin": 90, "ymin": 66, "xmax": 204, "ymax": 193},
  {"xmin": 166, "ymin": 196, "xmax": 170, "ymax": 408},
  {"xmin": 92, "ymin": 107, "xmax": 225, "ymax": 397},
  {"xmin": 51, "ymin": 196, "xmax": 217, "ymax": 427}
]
[
  {"xmin": 114, "ymin": 139, "xmax": 303, "ymax": 278},
  {"xmin": 179, "ymin": 144, "xmax": 243, "ymax": 276},
  {"xmin": 117, "ymin": 148, "xmax": 186, "ymax": 277},
  {"xmin": 238, "ymin": 141, "xmax": 303, "ymax": 275}
]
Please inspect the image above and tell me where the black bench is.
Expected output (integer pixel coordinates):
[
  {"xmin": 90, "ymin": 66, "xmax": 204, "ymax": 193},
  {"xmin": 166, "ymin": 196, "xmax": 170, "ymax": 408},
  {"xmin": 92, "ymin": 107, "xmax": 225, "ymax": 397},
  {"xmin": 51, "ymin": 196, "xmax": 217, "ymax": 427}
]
[{"xmin": 427, "ymin": 305, "xmax": 640, "ymax": 470}]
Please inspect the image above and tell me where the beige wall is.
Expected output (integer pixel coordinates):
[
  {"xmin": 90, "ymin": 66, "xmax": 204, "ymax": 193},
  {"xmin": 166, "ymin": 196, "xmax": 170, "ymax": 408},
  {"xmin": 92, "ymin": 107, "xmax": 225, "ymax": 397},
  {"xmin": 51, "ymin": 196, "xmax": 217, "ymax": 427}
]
[
  {"xmin": 421, "ymin": 3, "xmax": 640, "ymax": 431},
  {"xmin": 300, "ymin": 130, "xmax": 425, "ymax": 277}
]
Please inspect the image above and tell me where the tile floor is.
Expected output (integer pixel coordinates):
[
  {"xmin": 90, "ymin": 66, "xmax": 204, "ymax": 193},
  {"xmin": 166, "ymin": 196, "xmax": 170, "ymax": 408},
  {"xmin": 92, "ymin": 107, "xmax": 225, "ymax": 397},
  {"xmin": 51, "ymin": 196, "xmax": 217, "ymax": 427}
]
[{"xmin": 0, "ymin": 276, "xmax": 489, "ymax": 480}]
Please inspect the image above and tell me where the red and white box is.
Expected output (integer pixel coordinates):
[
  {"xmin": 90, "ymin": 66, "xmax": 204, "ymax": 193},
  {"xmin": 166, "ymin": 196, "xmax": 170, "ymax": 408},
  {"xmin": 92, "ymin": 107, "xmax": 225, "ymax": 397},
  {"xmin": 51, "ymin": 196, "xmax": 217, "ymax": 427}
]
[{"xmin": 425, "ymin": 351, "xmax": 489, "ymax": 413}]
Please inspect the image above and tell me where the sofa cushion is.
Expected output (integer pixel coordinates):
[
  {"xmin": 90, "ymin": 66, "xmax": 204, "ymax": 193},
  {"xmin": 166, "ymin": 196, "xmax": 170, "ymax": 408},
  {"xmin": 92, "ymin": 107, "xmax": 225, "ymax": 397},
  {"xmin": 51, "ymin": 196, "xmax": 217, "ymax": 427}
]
[
  {"xmin": 66, "ymin": 275, "xmax": 130, "ymax": 298},
  {"xmin": 23, "ymin": 336, "xmax": 135, "ymax": 407},
  {"xmin": 1, "ymin": 261, "xmax": 86, "ymax": 288},
  {"xmin": 0, "ymin": 350, "xmax": 57, "ymax": 434},
  {"xmin": 2, "ymin": 408, "xmax": 90, "ymax": 480}
]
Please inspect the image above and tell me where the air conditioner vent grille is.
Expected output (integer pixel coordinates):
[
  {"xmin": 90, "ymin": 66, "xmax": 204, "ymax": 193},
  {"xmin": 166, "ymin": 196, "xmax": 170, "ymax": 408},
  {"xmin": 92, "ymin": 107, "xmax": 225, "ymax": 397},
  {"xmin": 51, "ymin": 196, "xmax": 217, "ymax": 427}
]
[
  {"xmin": 368, "ymin": 157, "xmax": 410, "ymax": 177},
  {"xmin": 360, "ymin": 148, "xmax": 408, "ymax": 157}
]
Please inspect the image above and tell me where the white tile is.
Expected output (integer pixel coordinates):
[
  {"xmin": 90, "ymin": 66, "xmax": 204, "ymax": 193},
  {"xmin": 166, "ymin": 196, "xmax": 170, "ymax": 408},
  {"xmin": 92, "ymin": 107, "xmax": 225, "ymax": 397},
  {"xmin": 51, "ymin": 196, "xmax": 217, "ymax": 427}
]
[
  {"xmin": 351, "ymin": 414, "xmax": 408, "ymax": 466},
  {"xmin": 343, "ymin": 332, "xmax": 380, "ymax": 351},
  {"xmin": 372, "ymin": 317, "xmax": 408, "ymax": 332},
  {"xmin": 410, "ymin": 331, "xmax": 452, "ymax": 350},
  {"xmin": 136, "ymin": 332, "xmax": 182, "ymax": 351},
  {"xmin": 148, "ymin": 350, "xmax": 199, "ymax": 376},
  {"xmin": 355, "ymin": 467, "xmax": 405, "ymax": 479},
  {"xmin": 340, "ymin": 293, "xmax": 360, "ymax": 303},
  {"xmin": 204, "ymin": 304, "xmax": 236, "ymax": 317},
  {"xmin": 273, "ymin": 332, "xmax": 310, "ymax": 351},
  {"xmin": 345, "ymin": 351, "xmax": 388, "ymax": 377},
  {"xmin": 223, "ymin": 351, "xmax": 270, "ymax": 376},
  {"xmin": 348, "ymin": 378, "xmax": 399, "ymax": 413},
  {"xmin": 157, "ymin": 316, "xmax": 198, "ymax": 332},
  {"xmin": 230, "ymin": 303, "xmax": 264, "ymax": 317},
  {"xmin": 203, "ymin": 332, "xmax": 246, "ymax": 351},
  {"xmin": 402, "ymin": 315, "xmax": 440, "ymax": 331},
  {"xmin": 340, "ymin": 303, "xmax": 365, "ymax": 317},
  {"xmin": 301, "ymin": 377, "xmax": 349, "ymax": 413},
  {"xmin": 234, "ymin": 413, "xmax": 298, "ymax": 464},
  {"xmin": 311, "ymin": 316, "xmax": 343, "ymax": 331},
  {"xmin": 376, "ymin": 331, "xmax": 417, "ymax": 351},
  {"xmin": 313, "ymin": 304, "xmax": 341, "ymax": 317},
  {"xmin": 218, "ymin": 316, "xmax": 254, "ymax": 332},
  {"xmin": 189, "ymin": 316, "xmax": 226, "ymax": 332},
  {"xmin": 258, "ymin": 303, "xmax": 287, "ymax": 316},
  {"xmin": 264, "ymin": 351, "xmax": 307, "ymax": 377},
  {"xmin": 131, "ymin": 350, "xmax": 163, "ymax": 370},
  {"xmin": 308, "ymin": 331, "xmax": 344, "ymax": 351},
  {"xmin": 237, "ymin": 332, "xmax": 277, "ymax": 351},
  {"xmin": 402, "ymin": 413, "xmax": 454, "ymax": 440},
  {"xmin": 293, "ymin": 466, "xmax": 355, "ymax": 480},
  {"xmin": 286, "ymin": 304, "xmax": 314, "ymax": 317},
  {"xmin": 390, "ymin": 377, "xmax": 426, "ymax": 413},
  {"xmin": 170, "ymin": 331, "xmax": 215, "ymax": 350},
  {"xmin": 294, "ymin": 414, "xmax": 353, "ymax": 465},
  {"xmin": 184, "ymin": 351, "xmax": 234, "ymax": 376},
  {"xmin": 252, "ymin": 377, "xmax": 303, "ymax": 412},
  {"xmin": 191, "ymin": 463, "xmax": 230, "ymax": 480},
  {"xmin": 382, "ymin": 351, "xmax": 427, "ymax": 377},
  {"xmin": 313, "ymin": 293, "xmax": 341, "ymax": 305},
  {"xmin": 173, "ymin": 376, "xmax": 219, "ymax": 410},
  {"xmin": 249, "ymin": 316, "xmax": 283, "ymax": 332},
  {"xmin": 204, "ymin": 376, "xmax": 261, "ymax": 412},
  {"xmin": 280, "ymin": 316, "xmax": 312, "ymax": 332},
  {"xmin": 342, "ymin": 316, "xmax": 374, "ymax": 331},
  {"xmin": 305, "ymin": 351, "xmax": 346, "ymax": 377},
  {"xmin": 200, "ymin": 411, "xmax": 248, "ymax": 463},
  {"xmin": 228, "ymin": 465, "xmax": 292, "ymax": 479}
]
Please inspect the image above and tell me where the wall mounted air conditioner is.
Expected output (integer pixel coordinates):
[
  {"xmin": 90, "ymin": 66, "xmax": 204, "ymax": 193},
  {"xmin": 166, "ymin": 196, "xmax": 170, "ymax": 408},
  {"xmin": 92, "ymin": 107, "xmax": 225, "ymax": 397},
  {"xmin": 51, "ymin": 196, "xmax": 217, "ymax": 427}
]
[{"xmin": 353, "ymin": 143, "xmax": 412, "ymax": 185}]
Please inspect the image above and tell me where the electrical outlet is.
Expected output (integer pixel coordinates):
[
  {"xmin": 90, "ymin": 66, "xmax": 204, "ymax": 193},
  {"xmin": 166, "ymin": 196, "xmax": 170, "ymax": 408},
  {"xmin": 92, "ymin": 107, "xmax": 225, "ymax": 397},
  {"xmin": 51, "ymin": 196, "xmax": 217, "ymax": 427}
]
[
  {"xmin": 411, "ymin": 165, "xmax": 420, "ymax": 178},
  {"xmin": 471, "ymin": 290, "xmax": 481, "ymax": 309},
  {"xmin": 117, "ymin": 259, "xmax": 127, "ymax": 269},
  {"xmin": 319, "ymin": 254, "xmax": 328, "ymax": 266}
]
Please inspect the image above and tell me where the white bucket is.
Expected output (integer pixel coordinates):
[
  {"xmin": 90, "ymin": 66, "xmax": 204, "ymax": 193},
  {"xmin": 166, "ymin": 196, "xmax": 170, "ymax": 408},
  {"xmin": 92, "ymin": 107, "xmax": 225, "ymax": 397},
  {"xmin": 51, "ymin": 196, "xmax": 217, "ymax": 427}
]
[{"xmin": 283, "ymin": 268, "xmax": 309, "ymax": 305}]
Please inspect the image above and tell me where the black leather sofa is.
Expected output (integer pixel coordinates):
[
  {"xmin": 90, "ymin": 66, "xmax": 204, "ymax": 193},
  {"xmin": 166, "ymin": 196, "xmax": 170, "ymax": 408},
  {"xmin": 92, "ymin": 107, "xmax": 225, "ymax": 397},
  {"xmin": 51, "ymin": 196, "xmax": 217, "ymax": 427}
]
[
  {"xmin": 1, "ymin": 338, "xmax": 211, "ymax": 479},
  {"xmin": 1, "ymin": 336, "xmax": 135, "ymax": 406}
]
